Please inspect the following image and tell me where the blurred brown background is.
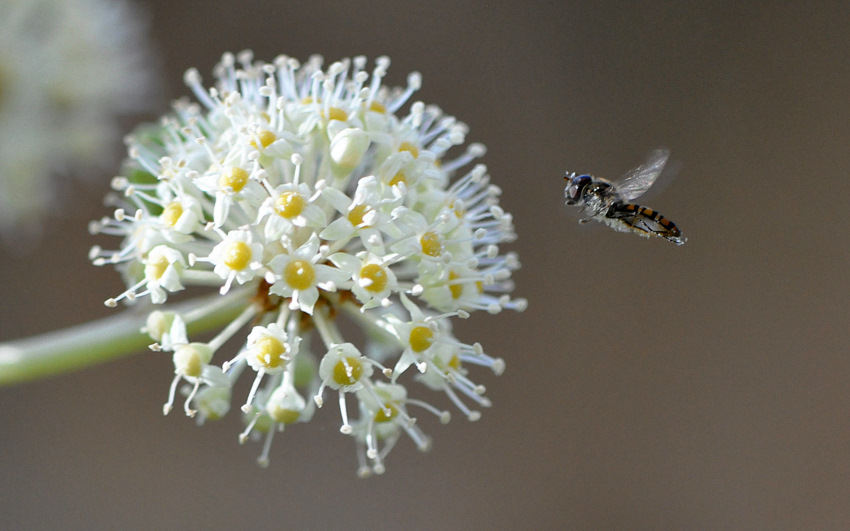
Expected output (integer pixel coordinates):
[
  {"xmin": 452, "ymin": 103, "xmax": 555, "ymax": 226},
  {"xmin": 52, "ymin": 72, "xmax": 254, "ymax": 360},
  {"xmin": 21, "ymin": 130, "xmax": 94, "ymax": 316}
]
[{"xmin": 3, "ymin": 1, "xmax": 850, "ymax": 528}]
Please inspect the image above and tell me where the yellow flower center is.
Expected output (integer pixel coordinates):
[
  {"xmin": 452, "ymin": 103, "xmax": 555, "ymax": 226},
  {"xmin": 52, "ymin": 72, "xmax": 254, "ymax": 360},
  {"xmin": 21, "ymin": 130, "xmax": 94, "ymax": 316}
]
[
  {"xmin": 284, "ymin": 259, "xmax": 315, "ymax": 290},
  {"xmin": 409, "ymin": 326, "xmax": 434, "ymax": 353},
  {"xmin": 374, "ymin": 403, "xmax": 398, "ymax": 423},
  {"xmin": 347, "ymin": 204, "xmax": 370, "ymax": 227},
  {"xmin": 254, "ymin": 336, "xmax": 287, "ymax": 369},
  {"xmin": 368, "ymin": 101, "xmax": 386, "ymax": 113},
  {"xmin": 420, "ymin": 231, "xmax": 441, "ymax": 257},
  {"xmin": 325, "ymin": 106, "xmax": 348, "ymax": 121},
  {"xmin": 333, "ymin": 356, "xmax": 363, "ymax": 386},
  {"xmin": 174, "ymin": 346, "xmax": 203, "ymax": 377},
  {"xmin": 269, "ymin": 406, "xmax": 301, "ymax": 425},
  {"xmin": 448, "ymin": 354, "xmax": 461, "ymax": 370},
  {"xmin": 274, "ymin": 192, "xmax": 305, "ymax": 218},
  {"xmin": 399, "ymin": 141, "xmax": 419, "ymax": 158},
  {"xmin": 360, "ymin": 263, "xmax": 388, "ymax": 293},
  {"xmin": 251, "ymin": 130, "xmax": 276, "ymax": 148},
  {"xmin": 146, "ymin": 255, "xmax": 170, "ymax": 280},
  {"xmin": 218, "ymin": 166, "xmax": 250, "ymax": 192},
  {"xmin": 448, "ymin": 271, "xmax": 463, "ymax": 299},
  {"xmin": 223, "ymin": 241, "xmax": 252, "ymax": 270},
  {"xmin": 161, "ymin": 201, "xmax": 183, "ymax": 227},
  {"xmin": 388, "ymin": 172, "xmax": 406, "ymax": 186}
]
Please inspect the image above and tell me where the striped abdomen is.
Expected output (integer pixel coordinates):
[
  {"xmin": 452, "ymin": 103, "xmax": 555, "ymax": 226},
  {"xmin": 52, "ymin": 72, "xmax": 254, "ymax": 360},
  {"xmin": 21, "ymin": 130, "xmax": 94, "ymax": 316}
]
[{"xmin": 606, "ymin": 201, "xmax": 685, "ymax": 245}]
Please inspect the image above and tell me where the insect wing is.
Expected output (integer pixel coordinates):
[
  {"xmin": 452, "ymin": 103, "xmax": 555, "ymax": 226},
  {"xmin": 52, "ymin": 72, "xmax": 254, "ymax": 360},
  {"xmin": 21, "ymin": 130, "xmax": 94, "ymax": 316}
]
[{"xmin": 614, "ymin": 148, "xmax": 670, "ymax": 202}]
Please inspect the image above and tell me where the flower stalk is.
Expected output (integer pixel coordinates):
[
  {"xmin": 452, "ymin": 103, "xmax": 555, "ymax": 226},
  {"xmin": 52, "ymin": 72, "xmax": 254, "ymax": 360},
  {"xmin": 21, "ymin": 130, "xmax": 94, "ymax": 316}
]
[{"xmin": 0, "ymin": 293, "xmax": 245, "ymax": 386}]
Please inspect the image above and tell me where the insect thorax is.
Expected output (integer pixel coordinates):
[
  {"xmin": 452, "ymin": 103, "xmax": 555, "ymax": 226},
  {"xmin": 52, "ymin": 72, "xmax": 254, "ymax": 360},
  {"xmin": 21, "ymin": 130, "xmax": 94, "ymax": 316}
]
[{"xmin": 580, "ymin": 181, "xmax": 617, "ymax": 216}]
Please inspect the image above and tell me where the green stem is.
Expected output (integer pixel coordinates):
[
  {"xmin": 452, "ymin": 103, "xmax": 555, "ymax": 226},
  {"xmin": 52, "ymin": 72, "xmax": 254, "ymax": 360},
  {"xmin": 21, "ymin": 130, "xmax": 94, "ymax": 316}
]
[{"xmin": 0, "ymin": 292, "xmax": 248, "ymax": 387}]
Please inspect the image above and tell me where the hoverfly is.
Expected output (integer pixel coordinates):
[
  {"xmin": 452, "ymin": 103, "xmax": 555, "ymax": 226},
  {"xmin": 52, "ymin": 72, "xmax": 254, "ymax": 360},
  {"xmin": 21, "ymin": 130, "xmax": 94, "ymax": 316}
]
[{"xmin": 563, "ymin": 148, "xmax": 685, "ymax": 245}]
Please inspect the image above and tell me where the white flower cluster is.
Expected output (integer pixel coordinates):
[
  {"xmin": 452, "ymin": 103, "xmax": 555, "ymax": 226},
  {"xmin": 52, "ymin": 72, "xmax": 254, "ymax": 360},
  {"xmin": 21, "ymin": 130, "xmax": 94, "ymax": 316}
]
[
  {"xmin": 91, "ymin": 51, "xmax": 526, "ymax": 476},
  {"xmin": 0, "ymin": 0, "xmax": 156, "ymax": 240}
]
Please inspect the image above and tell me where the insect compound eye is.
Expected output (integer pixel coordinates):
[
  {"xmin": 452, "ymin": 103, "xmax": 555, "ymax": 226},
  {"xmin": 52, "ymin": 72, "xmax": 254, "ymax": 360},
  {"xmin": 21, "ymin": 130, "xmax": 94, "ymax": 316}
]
[{"xmin": 565, "ymin": 174, "xmax": 592, "ymax": 204}]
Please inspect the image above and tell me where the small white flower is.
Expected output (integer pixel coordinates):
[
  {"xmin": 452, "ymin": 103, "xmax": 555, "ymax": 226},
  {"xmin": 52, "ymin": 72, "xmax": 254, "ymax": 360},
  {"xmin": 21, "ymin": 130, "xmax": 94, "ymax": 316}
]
[
  {"xmin": 192, "ymin": 384, "xmax": 232, "ymax": 424},
  {"xmin": 384, "ymin": 293, "xmax": 444, "ymax": 378},
  {"xmin": 268, "ymin": 233, "xmax": 349, "ymax": 314},
  {"xmin": 316, "ymin": 342, "xmax": 376, "ymax": 434},
  {"xmin": 244, "ymin": 323, "xmax": 298, "ymax": 374},
  {"xmin": 413, "ymin": 341, "xmax": 495, "ymax": 422},
  {"xmin": 329, "ymin": 251, "xmax": 399, "ymax": 310},
  {"xmin": 225, "ymin": 322, "xmax": 303, "ymax": 414},
  {"xmin": 319, "ymin": 176, "xmax": 402, "ymax": 254},
  {"xmin": 196, "ymin": 165, "xmax": 265, "ymax": 227},
  {"xmin": 102, "ymin": 244, "xmax": 185, "ymax": 307},
  {"xmin": 256, "ymin": 179, "xmax": 327, "ymax": 241},
  {"xmin": 318, "ymin": 343, "xmax": 375, "ymax": 393},
  {"xmin": 165, "ymin": 342, "xmax": 215, "ymax": 417},
  {"xmin": 241, "ymin": 377, "xmax": 313, "ymax": 468},
  {"xmin": 388, "ymin": 207, "xmax": 458, "ymax": 263},
  {"xmin": 157, "ymin": 184, "xmax": 204, "ymax": 240},
  {"xmin": 143, "ymin": 245, "xmax": 186, "ymax": 303},
  {"xmin": 144, "ymin": 311, "xmax": 187, "ymax": 352},
  {"xmin": 266, "ymin": 381, "xmax": 310, "ymax": 427},
  {"xmin": 207, "ymin": 229, "xmax": 264, "ymax": 294},
  {"xmin": 352, "ymin": 383, "xmax": 414, "ymax": 475}
]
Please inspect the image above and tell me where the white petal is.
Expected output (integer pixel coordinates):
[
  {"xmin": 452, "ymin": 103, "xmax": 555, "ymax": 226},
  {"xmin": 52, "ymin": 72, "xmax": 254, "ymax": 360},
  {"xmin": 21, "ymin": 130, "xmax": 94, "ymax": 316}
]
[
  {"xmin": 295, "ymin": 233, "xmax": 320, "ymax": 258},
  {"xmin": 263, "ymin": 138, "xmax": 293, "ymax": 158},
  {"xmin": 160, "ymin": 266, "xmax": 184, "ymax": 291},
  {"xmin": 326, "ymin": 119, "xmax": 349, "ymax": 139},
  {"xmin": 319, "ymin": 217, "xmax": 355, "ymax": 241},
  {"xmin": 150, "ymin": 285, "xmax": 166, "ymax": 304},
  {"xmin": 264, "ymin": 215, "xmax": 291, "ymax": 241},
  {"xmin": 297, "ymin": 287, "xmax": 319, "ymax": 314},
  {"xmin": 213, "ymin": 193, "xmax": 230, "ymax": 227},
  {"xmin": 315, "ymin": 263, "xmax": 352, "ymax": 286},
  {"xmin": 300, "ymin": 204, "xmax": 328, "ymax": 227},
  {"xmin": 321, "ymin": 186, "xmax": 353, "ymax": 213},
  {"xmin": 327, "ymin": 252, "xmax": 361, "ymax": 272}
]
